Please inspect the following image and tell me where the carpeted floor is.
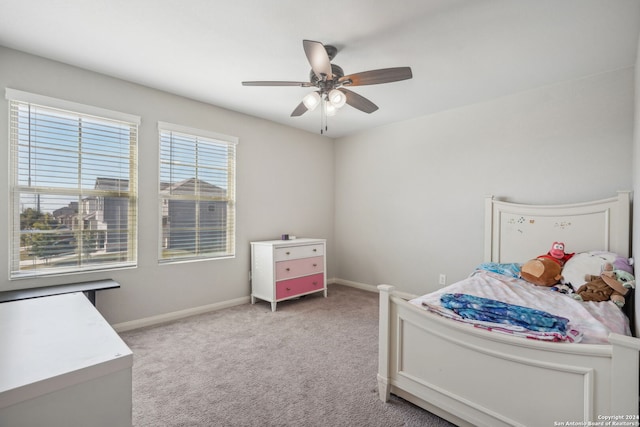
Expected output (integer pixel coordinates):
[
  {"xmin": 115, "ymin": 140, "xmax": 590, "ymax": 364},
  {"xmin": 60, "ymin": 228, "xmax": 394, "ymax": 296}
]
[{"xmin": 120, "ymin": 284, "xmax": 455, "ymax": 427}]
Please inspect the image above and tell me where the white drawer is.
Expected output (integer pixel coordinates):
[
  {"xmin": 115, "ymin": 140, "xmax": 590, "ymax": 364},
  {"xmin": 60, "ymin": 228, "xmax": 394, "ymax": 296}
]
[{"xmin": 274, "ymin": 243, "xmax": 324, "ymax": 261}]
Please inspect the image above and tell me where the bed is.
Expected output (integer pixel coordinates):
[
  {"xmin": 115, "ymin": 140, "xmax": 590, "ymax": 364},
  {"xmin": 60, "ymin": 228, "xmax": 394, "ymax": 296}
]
[{"xmin": 377, "ymin": 191, "xmax": 640, "ymax": 426}]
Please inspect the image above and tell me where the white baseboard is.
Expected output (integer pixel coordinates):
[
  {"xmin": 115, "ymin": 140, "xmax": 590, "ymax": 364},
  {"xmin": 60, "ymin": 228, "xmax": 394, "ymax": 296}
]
[
  {"xmin": 112, "ymin": 279, "xmax": 417, "ymax": 333},
  {"xmin": 330, "ymin": 278, "xmax": 417, "ymax": 300},
  {"xmin": 112, "ymin": 296, "xmax": 250, "ymax": 332},
  {"xmin": 330, "ymin": 277, "xmax": 378, "ymax": 293}
]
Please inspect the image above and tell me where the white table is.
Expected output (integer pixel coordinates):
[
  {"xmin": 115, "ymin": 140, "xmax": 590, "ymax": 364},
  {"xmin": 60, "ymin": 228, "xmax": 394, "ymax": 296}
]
[{"xmin": 0, "ymin": 292, "xmax": 133, "ymax": 427}]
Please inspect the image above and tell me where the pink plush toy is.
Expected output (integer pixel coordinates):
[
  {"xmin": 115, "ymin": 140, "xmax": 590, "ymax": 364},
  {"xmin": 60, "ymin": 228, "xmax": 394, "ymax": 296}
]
[{"xmin": 546, "ymin": 242, "xmax": 574, "ymax": 266}]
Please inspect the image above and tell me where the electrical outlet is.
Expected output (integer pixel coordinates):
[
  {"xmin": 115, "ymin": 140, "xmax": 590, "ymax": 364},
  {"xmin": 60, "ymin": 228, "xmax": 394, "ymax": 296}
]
[{"xmin": 439, "ymin": 274, "xmax": 446, "ymax": 286}]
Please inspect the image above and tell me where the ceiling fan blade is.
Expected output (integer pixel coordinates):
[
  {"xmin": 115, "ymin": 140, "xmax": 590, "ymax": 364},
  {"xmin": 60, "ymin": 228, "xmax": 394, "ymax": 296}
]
[
  {"xmin": 290, "ymin": 101, "xmax": 308, "ymax": 117},
  {"xmin": 339, "ymin": 88, "xmax": 378, "ymax": 114},
  {"xmin": 303, "ymin": 40, "xmax": 333, "ymax": 81},
  {"xmin": 242, "ymin": 81, "xmax": 312, "ymax": 87},
  {"xmin": 339, "ymin": 67, "xmax": 412, "ymax": 86}
]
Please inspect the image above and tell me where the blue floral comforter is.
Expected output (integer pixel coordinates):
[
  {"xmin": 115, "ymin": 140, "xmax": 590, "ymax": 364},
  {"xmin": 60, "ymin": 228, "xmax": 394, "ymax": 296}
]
[{"xmin": 440, "ymin": 293, "xmax": 569, "ymax": 334}]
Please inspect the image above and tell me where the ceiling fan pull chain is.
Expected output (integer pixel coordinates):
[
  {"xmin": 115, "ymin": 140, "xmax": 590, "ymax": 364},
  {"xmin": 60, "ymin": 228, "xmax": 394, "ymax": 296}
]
[
  {"xmin": 321, "ymin": 96, "xmax": 326, "ymax": 134},
  {"xmin": 324, "ymin": 97, "xmax": 328, "ymax": 133},
  {"xmin": 325, "ymin": 102, "xmax": 329, "ymax": 133}
]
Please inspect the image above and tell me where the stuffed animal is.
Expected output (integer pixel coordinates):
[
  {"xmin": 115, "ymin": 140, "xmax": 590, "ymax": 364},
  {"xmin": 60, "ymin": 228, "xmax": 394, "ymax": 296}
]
[
  {"xmin": 547, "ymin": 242, "xmax": 574, "ymax": 266},
  {"xmin": 561, "ymin": 251, "xmax": 634, "ymax": 290},
  {"xmin": 573, "ymin": 263, "xmax": 635, "ymax": 307},
  {"xmin": 550, "ymin": 283, "xmax": 574, "ymax": 294},
  {"xmin": 520, "ymin": 242, "xmax": 574, "ymax": 287},
  {"xmin": 520, "ymin": 256, "xmax": 563, "ymax": 286}
]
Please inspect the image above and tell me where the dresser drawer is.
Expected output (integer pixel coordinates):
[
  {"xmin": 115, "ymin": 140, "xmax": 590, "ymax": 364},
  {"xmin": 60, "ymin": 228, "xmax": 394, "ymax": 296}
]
[
  {"xmin": 275, "ymin": 256, "xmax": 324, "ymax": 280},
  {"xmin": 274, "ymin": 244, "xmax": 324, "ymax": 261},
  {"xmin": 276, "ymin": 273, "xmax": 324, "ymax": 299}
]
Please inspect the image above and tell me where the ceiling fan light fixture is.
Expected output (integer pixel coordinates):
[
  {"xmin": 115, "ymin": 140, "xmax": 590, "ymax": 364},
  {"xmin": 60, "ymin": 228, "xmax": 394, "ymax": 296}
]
[
  {"xmin": 302, "ymin": 92, "xmax": 321, "ymax": 111},
  {"xmin": 328, "ymin": 89, "xmax": 346, "ymax": 108},
  {"xmin": 325, "ymin": 102, "xmax": 337, "ymax": 117}
]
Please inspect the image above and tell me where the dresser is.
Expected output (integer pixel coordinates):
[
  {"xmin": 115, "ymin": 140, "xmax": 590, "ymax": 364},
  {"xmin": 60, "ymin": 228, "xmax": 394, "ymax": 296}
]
[{"xmin": 250, "ymin": 238, "xmax": 327, "ymax": 311}]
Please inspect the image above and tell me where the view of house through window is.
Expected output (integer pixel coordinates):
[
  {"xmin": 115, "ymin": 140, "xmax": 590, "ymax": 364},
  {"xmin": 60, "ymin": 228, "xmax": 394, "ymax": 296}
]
[
  {"xmin": 7, "ymin": 90, "xmax": 139, "ymax": 278},
  {"xmin": 158, "ymin": 122, "xmax": 237, "ymax": 263}
]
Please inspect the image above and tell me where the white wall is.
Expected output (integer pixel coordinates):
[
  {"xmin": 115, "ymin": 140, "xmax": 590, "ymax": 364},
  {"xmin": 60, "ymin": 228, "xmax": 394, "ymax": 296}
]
[
  {"xmin": 1, "ymin": 46, "xmax": 636, "ymax": 325},
  {"xmin": 0, "ymin": 47, "xmax": 335, "ymax": 325},
  {"xmin": 334, "ymin": 68, "xmax": 635, "ymax": 296},
  {"xmin": 633, "ymin": 35, "xmax": 640, "ymax": 330}
]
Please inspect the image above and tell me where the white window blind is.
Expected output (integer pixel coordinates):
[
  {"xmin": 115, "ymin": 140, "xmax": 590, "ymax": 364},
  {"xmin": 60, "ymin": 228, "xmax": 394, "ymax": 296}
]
[
  {"xmin": 7, "ymin": 90, "xmax": 139, "ymax": 278},
  {"xmin": 158, "ymin": 122, "xmax": 237, "ymax": 263}
]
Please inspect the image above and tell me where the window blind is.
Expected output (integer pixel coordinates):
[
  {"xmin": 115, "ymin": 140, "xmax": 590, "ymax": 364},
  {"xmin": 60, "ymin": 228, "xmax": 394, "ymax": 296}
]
[
  {"xmin": 7, "ymin": 91, "xmax": 139, "ymax": 278},
  {"xmin": 158, "ymin": 122, "xmax": 237, "ymax": 263}
]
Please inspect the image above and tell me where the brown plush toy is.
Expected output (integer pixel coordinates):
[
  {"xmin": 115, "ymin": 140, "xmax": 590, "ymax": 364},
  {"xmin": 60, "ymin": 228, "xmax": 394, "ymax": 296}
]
[
  {"xmin": 520, "ymin": 256, "xmax": 563, "ymax": 286},
  {"xmin": 573, "ymin": 263, "xmax": 629, "ymax": 307},
  {"xmin": 519, "ymin": 242, "xmax": 574, "ymax": 287}
]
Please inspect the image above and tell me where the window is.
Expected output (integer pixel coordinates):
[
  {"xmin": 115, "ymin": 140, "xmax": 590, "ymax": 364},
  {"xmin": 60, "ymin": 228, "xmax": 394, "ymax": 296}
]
[
  {"xmin": 7, "ymin": 89, "xmax": 139, "ymax": 278},
  {"xmin": 158, "ymin": 122, "xmax": 237, "ymax": 263}
]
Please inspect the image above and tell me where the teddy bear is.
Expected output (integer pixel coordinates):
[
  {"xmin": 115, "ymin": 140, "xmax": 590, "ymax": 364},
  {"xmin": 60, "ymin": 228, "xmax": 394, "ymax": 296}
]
[
  {"xmin": 573, "ymin": 263, "xmax": 635, "ymax": 307},
  {"xmin": 519, "ymin": 242, "xmax": 574, "ymax": 287}
]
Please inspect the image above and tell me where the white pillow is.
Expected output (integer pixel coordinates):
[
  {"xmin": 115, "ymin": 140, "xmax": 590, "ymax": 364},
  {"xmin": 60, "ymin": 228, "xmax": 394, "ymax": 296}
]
[{"xmin": 561, "ymin": 251, "xmax": 633, "ymax": 289}]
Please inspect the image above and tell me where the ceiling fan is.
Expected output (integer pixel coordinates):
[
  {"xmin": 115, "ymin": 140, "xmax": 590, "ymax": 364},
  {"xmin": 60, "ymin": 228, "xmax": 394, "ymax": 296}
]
[{"xmin": 242, "ymin": 40, "xmax": 413, "ymax": 134}]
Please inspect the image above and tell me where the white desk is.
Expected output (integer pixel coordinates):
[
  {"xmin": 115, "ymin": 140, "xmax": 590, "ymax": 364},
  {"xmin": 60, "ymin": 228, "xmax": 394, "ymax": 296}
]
[{"xmin": 0, "ymin": 293, "xmax": 133, "ymax": 427}]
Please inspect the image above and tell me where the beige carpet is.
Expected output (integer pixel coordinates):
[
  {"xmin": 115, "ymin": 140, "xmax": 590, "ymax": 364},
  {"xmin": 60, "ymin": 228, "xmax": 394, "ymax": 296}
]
[{"xmin": 120, "ymin": 284, "xmax": 455, "ymax": 427}]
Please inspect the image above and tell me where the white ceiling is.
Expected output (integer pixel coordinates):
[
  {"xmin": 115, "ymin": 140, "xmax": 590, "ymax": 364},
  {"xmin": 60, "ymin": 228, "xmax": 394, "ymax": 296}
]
[{"xmin": 1, "ymin": 0, "xmax": 639, "ymax": 138}]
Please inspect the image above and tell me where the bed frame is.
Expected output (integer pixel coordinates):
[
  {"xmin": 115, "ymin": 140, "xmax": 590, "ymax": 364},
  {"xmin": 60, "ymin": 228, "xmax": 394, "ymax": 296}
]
[{"xmin": 378, "ymin": 191, "xmax": 640, "ymax": 426}]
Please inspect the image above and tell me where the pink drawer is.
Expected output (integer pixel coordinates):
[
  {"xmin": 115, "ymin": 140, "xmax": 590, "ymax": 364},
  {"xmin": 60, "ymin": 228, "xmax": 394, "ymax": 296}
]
[
  {"xmin": 276, "ymin": 256, "xmax": 324, "ymax": 280},
  {"xmin": 276, "ymin": 273, "xmax": 324, "ymax": 299}
]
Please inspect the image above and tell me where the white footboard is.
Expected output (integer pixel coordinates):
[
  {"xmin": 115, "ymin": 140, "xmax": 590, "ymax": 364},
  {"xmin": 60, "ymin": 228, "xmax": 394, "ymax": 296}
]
[{"xmin": 378, "ymin": 285, "xmax": 640, "ymax": 427}]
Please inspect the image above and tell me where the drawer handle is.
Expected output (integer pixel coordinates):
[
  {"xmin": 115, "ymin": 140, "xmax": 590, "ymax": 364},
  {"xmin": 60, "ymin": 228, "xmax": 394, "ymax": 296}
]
[
  {"xmin": 313, "ymin": 249, "xmax": 317, "ymax": 252},
  {"xmin": 286, "ymin": 268, "xmax": 290, "ymax": 271},
  {"xmin": 286, "ymin": 251, "xmax": 290, "ymax": 255},
  {"xmin": 286, "ymin": 287, "xmax": 291, "ymax": 291},
  {"xmin": 312, "ymin": 281, "xmax": 318, "ymax": 286}
]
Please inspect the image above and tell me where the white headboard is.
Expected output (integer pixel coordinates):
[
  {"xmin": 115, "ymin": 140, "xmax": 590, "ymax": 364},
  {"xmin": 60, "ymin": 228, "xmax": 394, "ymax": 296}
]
[
  {"xmin": 484, "ymin": 191, "xmax": 631, "ymax": 264},
  {"xmin": 484, "ymin": 190, "xmax": 635, "ymax": 335}
]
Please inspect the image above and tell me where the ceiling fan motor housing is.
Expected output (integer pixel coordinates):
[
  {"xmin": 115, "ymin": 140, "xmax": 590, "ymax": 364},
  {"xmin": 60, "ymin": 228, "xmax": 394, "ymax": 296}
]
[
  {"xmin": 324, "ymin": 44, "xmax": 338, "ymax": 60},
  {"xmin": 309, "ymin": 64, "xmax": 344, "ymax": 88}
]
